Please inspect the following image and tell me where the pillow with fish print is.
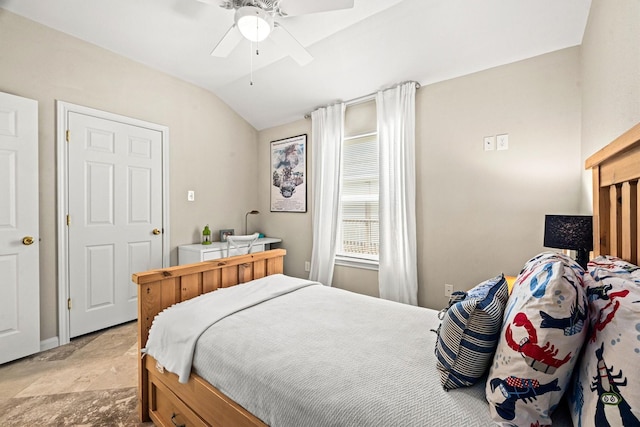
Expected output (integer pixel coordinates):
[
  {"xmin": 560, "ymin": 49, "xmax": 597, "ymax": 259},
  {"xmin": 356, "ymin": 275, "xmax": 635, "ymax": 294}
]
[
  {"xmin": 568, "ymin": 256, "xmax": 640, "ymax": 427},
  {"xmin": 486, "ymin": 252, "xmax": 589, "ymax": 426}
]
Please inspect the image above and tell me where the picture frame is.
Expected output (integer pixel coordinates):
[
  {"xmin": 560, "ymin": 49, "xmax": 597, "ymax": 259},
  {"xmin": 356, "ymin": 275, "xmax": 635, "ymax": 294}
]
[
  {"xmin": 219, "ymin": 229, "xmax": 234, "ymax": 242},
  {"xmin": 270, "ymin": 134, "xmax": 307, "ymax": 213}
]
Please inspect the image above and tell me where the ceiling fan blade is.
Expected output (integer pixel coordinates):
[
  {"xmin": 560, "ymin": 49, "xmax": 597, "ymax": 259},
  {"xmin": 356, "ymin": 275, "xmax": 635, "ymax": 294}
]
[
  {"xmin": 210, "ymin": 24, "xmax": 243, "ymax": 57},
  {"xmin": 271, "ymin": 23, "xmax": 313, "ymax": 66},
  {"xmin": 278, "ymin": 0, "xmax": 354, "ymax": 16}
]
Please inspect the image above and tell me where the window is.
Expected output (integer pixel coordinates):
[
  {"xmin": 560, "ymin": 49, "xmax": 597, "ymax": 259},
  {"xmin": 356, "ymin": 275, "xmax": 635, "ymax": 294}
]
[{"xmin": 336, "ymin": 101, "xmax": 379, "ymax": 268}]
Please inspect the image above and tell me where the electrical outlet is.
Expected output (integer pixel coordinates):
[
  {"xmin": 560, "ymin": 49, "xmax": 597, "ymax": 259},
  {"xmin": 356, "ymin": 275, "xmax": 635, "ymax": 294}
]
[
  {"xmin": 187, "ymin": 190, "xmax": 195, "ymax": 201},
  {"xmin": 497, "ymin": 133, "xmax": 509, "ymax": 150},
  {"xmin": 304, "ymin": 261, "xmax": 310, "ymax": 272},
  {"xmin": 444, "ymin": 284, "xmax": 454, "ymax": 297}
]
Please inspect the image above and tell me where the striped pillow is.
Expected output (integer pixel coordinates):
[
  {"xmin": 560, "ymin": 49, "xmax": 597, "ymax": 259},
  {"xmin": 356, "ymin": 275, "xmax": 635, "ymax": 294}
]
[{"xmin": 435, "ymin": 274, "xmax": 509, "ymax": 390}]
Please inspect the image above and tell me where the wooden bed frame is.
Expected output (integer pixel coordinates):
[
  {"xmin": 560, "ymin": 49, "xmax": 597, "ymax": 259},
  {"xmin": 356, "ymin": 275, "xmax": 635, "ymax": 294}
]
[
  {"xmin": 585, "ymin": 122, "xmax": 640, "ymax": 265},
  {"xmin": 133, "ymin": 122, "xmax": 640, "ymax": 427},
  {"xmin": 133, "ymin": 250, "xmax": 283, "ymax": 426}
]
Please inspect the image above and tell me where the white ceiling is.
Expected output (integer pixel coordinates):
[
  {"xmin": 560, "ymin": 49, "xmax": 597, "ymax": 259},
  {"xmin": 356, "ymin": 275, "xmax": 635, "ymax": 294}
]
[{"xmin": 0, "ymin": 0, "xmax": 592, "ymax": 130}]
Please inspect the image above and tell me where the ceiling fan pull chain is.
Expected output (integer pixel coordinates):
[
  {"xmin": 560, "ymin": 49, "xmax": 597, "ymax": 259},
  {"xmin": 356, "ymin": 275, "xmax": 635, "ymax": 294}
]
[
  {"xmin": 249, "ymin": 39, "xmax": 254, "ymax": 86},
  {"xmin": 255, "ymin": 16, "xmax": 260, "ymax": 56},
  {"xmin": 249, "ymin": 15, "xmax": 260, "ymax": 86}
]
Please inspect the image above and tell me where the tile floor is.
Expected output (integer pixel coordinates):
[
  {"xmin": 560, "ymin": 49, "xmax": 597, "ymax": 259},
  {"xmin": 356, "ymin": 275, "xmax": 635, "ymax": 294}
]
[{"xmin": 0, "ymin": 321, "xmax": 153, "ymax": 426}]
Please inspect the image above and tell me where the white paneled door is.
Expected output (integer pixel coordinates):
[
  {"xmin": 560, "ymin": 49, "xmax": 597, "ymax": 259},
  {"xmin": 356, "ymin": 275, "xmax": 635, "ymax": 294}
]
[
  {"xmin": 0, "ymin": 92, "xmax": 39, "ymax": 364},
  {"xmin": 67, "ymin": 111, "xmax": 164, "ymax": 338}
]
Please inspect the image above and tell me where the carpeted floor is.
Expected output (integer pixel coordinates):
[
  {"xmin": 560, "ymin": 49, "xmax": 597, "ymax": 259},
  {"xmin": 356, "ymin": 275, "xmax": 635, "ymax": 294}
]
[{"xmin": 0, "ymin": 321, "xmax": 153, "ymax": 426}]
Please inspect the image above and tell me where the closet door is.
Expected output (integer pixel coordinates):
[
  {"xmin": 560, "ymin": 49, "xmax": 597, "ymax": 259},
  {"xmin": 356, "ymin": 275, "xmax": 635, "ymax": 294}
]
[{"xmin": 66, "ymin": 111, "xmax": 164, "ymax": 337}]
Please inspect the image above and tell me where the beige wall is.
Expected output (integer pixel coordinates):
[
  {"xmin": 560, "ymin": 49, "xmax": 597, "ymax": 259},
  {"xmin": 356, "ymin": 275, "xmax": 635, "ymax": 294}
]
[
  {"xmin": 417, "ymin": 48, "xmax": 581, "ymax": 308},
  {"xmin": 0, "ymin": 10, "xmax": 258, "ymax": 341},
  {"xmin": 260, "ymin": 47, "xmax": 582, "ymax": 310},
  {"xmin": 579, "ymin": 0, "xmax": 640, "ymax": 212}
]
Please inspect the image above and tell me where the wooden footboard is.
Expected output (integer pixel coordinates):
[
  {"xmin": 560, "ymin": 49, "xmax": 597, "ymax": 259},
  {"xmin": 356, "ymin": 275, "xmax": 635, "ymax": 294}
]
[{"xmin": 133, "ymin": 249, "xmax": 285, "ymax": 426}]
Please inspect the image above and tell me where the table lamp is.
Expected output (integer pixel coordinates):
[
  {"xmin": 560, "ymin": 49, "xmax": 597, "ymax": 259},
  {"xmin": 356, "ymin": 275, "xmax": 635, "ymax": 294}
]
[
  {"xmin": 543, "ymin": 214, "xmax": 593, "ymax": 269},
  {"xmin": 245, "ymin": 210, "xmax": 259, "ymax": 234}
]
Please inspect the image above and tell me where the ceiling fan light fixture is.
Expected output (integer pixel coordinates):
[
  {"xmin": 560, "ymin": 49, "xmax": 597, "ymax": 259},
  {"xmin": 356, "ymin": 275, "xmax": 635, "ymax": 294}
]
[{"xmin": 236, "ymin": 6, "xmax": 273, "ymax": 42}]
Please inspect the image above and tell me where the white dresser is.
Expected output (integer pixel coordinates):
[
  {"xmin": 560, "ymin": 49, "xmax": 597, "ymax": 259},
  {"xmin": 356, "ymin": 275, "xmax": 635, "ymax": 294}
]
[{"xmin": 178, "ymin": 237, "xmax": 282, "ymax": 265}]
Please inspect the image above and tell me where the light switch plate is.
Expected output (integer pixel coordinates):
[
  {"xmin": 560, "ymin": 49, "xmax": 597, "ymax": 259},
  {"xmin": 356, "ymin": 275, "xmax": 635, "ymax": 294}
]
[
  {"xmin": 483, "ymin": 136, "xmax": 495, "ymax": 151},
  {"xmin": 497, "ymin": 134, "xmax": 509, "ymax": 150},
  {"xmin": 187, "ymin": 190, "xmax": 195, "ymax": 201}
]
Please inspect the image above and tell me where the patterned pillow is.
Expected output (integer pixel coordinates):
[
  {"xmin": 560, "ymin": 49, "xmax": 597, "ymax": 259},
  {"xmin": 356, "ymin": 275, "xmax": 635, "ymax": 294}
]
[
  {"xmin": 435, "ymin": 274, "xmax": 509, "ymax": 390},
  {"xmin": 568, "ymin": 256, "xmax": 640, "ymax": 426},
  {"xmin": 486, "ymin": 252, "xmax": 589, "ymax": 425}
]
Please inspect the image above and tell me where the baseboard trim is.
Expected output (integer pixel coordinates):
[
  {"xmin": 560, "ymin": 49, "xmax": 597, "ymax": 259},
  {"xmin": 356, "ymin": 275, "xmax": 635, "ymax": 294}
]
[{"xmin": 40, "ymin": 336, "xmax": 59, "ymax": 352}]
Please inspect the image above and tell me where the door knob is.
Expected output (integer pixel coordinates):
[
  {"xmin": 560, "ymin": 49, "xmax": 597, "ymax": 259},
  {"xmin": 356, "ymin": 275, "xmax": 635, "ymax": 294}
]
[
  {"xmin": 152, "ymin": 228, "xmax": 161, "ymax": 235},
  {"xmin": 22, "ymin": 236, "xmax": 34, "ymax": 245}
]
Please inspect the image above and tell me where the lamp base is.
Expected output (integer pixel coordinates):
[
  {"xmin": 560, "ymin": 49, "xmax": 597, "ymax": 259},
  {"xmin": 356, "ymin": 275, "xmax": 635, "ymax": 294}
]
[{"xmin": 576, "ymin": 249, "xmax": 589, "ymax": 270}]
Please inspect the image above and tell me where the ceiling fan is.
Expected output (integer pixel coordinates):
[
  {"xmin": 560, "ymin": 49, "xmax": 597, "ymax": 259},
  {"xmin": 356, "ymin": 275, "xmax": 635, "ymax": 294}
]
[{"xmin": 198, "ymin": 0, "xmax": 355, "ymax": 66}]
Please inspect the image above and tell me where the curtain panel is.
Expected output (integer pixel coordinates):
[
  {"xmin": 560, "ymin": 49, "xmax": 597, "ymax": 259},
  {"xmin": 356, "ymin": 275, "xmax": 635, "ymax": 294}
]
[
  {"xmin": 376, "ymin": 82, "xmax": 418, "ymax": 305},
  {"xmin": 309, "ymin": 103, "xmax": 345, "ymax": 286}
]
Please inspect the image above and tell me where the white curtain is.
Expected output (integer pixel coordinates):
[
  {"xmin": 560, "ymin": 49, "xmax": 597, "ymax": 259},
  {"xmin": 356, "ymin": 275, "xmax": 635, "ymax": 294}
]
[
  {"xmin": 376, "ymin": 82, "xmax": 418, "ymax": 305},
  {"xmin": 309, "ymin": 103, "xmax": 345, "ymax": 286}
]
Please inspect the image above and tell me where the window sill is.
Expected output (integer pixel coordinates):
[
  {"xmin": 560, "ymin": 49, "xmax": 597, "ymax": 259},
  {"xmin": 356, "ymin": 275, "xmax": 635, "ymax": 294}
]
[{"xmin": 335, "ymin": 255, "xmax": 379, "ymax": 271}]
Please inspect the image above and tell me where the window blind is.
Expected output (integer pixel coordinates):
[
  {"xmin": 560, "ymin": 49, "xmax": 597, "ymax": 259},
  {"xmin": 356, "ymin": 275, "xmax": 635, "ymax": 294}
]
[{"xmin": 340, "ymin": 133, "xmax": 379, "ymax": 257}]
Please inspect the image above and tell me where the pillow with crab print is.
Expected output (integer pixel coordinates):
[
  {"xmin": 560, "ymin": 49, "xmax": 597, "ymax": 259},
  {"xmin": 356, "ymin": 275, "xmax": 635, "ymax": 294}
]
[
  {"xmin": 486, "ymin": 252, "xmax": 589, "ymax": 426},
  {"xmin": 567, "ymin": 256, "xmax": 640, "ymax": 427}
]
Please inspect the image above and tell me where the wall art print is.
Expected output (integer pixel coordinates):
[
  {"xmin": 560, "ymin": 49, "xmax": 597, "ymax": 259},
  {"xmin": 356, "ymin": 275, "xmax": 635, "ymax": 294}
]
[{"xmin": 270, "ymin": 134, "xmax": 307, "ymax": 213}]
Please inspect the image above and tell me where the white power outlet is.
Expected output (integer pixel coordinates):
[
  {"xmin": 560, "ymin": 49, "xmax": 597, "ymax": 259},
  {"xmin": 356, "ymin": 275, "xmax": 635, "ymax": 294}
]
[
  {"xmin": 444, "ymin": 284, "xmax": 454, "ymax": 297},
  {"xmin": 187, "ymin": 190, "xmax": 195, "ymax": 201},
  {"xmin": 497, "ymin": 133, "xmax": 509, "ymax": 150},
  {"xmin": 304, "ymin": 261, "xmax": 310, "ymax": 272}
]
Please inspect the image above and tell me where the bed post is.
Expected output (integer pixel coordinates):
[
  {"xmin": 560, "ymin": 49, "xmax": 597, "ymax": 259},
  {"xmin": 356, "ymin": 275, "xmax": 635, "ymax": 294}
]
[{"xmin": 137, "ymin": 295, "xmax": 151, "ymax": 422}]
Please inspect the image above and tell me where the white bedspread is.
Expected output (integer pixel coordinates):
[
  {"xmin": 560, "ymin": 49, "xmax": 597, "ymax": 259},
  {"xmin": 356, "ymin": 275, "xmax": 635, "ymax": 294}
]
[
  {"xmin": 143, "ymin": 274, "xmax": 319, "ymax": 383},
  {"xmin": 192, "ymin": 281, "xmax": 577, "ymax": 426},
  {"xmin": 147, "ymin": 274, "xmax": 574, "ymax": 426}
]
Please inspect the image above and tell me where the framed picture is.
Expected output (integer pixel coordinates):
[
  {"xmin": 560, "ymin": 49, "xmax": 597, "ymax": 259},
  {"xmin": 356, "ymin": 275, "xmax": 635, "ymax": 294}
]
[
  {"xmin": 219, "ymin": 229, "xmax": 234, "ymax": 242},
  {"xmin": 270, "ymin": 134, "xmax": 307, "ymax": 213}
]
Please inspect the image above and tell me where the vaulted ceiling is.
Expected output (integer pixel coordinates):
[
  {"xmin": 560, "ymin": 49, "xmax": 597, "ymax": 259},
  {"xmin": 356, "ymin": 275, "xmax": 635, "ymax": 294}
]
[{"xmin": 0, "ymin": 0, "xmax": 591, "ymax": 130}]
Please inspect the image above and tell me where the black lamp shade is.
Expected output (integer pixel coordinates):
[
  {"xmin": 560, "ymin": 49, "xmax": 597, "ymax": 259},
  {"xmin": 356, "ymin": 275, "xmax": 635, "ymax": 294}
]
[{"xmin": 543, "ymin": 215, "xmax": 593, "ymax": 251}]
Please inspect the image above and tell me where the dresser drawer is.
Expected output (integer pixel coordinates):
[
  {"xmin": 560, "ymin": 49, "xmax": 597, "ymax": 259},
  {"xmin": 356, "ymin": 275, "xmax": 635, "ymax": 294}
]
[{"xmin": 202, "ymin": 250, "xmax": 223, "ymax": 261}]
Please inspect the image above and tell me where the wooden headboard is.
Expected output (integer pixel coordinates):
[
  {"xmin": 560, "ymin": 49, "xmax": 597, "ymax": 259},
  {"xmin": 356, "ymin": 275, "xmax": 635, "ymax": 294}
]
[{"xmin": 586, "ymin": 122, "xmax": 640, "ymax": 265}]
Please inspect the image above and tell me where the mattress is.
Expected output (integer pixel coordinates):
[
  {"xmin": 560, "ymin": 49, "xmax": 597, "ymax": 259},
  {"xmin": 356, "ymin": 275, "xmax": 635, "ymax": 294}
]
[{"xmin": 184, "ymin": 278, "xmax": 573, "ymax": 426}]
